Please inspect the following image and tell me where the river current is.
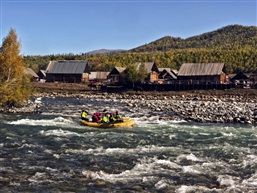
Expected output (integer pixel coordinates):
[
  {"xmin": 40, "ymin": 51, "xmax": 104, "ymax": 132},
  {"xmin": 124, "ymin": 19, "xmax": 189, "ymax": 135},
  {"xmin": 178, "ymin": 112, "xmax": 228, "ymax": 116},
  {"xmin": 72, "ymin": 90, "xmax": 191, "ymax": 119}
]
[{"xmin": 1, "ymin": 96, "xmax": 257, "ymax": 192}]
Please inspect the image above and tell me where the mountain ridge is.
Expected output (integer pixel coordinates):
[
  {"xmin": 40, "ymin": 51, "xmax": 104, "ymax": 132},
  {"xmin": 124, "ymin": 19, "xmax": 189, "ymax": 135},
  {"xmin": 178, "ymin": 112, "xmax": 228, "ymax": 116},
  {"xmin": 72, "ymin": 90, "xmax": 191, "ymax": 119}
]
[
  {"xmin": 85, "ymin": 49, "xmax": 126, "ymax": 55},
  {"xmin": 129, "ymin": 24, "xmax": 257, "ymax": 52},
  {"xmin": 85, "ymin": 24, "xmax": 256, "ymax": 54}
]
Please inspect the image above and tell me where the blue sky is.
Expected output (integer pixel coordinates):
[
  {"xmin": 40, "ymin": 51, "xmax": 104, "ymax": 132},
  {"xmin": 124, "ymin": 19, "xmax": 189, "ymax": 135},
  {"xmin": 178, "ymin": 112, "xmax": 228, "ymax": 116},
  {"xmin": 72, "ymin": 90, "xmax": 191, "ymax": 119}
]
[{"xmin": 1, "ymin": 0, "xmax": 256, "ymax": 56}]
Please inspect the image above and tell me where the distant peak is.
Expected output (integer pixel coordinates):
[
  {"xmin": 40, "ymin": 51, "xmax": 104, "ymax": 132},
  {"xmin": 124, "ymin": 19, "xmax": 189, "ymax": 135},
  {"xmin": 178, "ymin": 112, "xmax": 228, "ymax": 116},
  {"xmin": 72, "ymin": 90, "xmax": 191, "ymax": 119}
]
[{"xmin": 85, "ymin": 49, "xmax": 126, "ymax": 55}]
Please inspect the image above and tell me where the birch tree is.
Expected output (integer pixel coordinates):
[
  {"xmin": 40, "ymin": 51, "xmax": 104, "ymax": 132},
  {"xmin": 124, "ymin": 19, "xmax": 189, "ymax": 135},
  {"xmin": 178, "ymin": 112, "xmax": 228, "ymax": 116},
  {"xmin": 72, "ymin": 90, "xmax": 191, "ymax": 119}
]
[{"xmin": 0, "ymin": 28, "xmax": 31, "ymax": 106}]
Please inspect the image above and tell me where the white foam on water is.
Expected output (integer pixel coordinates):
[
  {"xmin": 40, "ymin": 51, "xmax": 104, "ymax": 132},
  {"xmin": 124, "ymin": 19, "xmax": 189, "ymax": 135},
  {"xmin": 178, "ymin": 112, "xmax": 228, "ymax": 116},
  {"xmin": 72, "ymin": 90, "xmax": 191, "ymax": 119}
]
[
  {"xmin": 182, "ymin": 165, "xmax": 203, "ymax": 174},
  {"xmin": 39, "ymin": 129, "xmax": 82, "ymax": 138},
  {"xmin": 8, "ymin": 116, "xmax": 75, "ymax": 127},
  {"xmin": 44, "ymin": 149, "xmax": 54, "ymax": 154},
  {"xmin": 168, "ymin": 134, "xmax": 177, "ymax": 139},
  {"xmin": 42, "ymin": 112, "xmax": 79, "ymax": 118},
  {"xmin": 45, "ymin": 167, "xmax": 58, "ymax": 173},
  {"xmin": 53, "ymin": 154, "xmax": 60, "ymax": 159},
  {"xmin": 242, "ymin": 154, "xmax": 257, "ymax": 167},
  {"xmin": 251, "ymin": 134, "xmax": 257, "ymax": 139},
  {"xmin": 19, "ymin": 143, "xmax": 37, "ymax": 149},
  {"xmin": 66, "ymin": 145, "xmax": 181, "ymax": 156},
  {"xmin": 221, "ymin": 143, "xmax": 252, "ymax": 157},
  {"xmin": 169, "ymin": 119, "xmax": 187, "ymax": 123},
  {"xmin": 177, "ymin": 154, "xmax": 217, "ymax": 175},
  {"xmin": 201, "ymin": 161, "xmax": 226, "ymax": 169},
  {"xmin": 198, "ymin": 132, "xmax": 211, "ymax": 136},
  {"xmin": 82, "ymin": 156, "xmax": 181, "ymax": 184},
  {"xmin": 0, "ymin": 166, "xmax": 14, "ymax": 173},
  {"xmin": 148, "ymin": 115, "xmax": 161, "ymax": 122},
  {"xmin": 221, "ymin": 132, "xmax": 235, "ymax": 137},
  {"xmin": 28, "ymin": 172, "xmax": 55, "ymax": 184},
  {"xmin": 217, "ymin": 174, "xmax": 239, "ymax": 187},
  {"xmin": 175, "ymin": 185, "xmax": 219, "ymax": 193},
  {"xmin": 215, "ymin": 171, "xmax": 257, "ymax": 192},
  {"xmin": 177, "ymin": 153, "xmax": 201, "ymax": 162},
  {"xmin": 154, "ymin": 179, "xmax": 168, "ymax": 190},
  {"xmin": 242, "ymin": 171, "xmax": 257, "ymax": 187},
  {"xmin": 133, "ymin": 117, "xmax": 186, "ymax": 128}
]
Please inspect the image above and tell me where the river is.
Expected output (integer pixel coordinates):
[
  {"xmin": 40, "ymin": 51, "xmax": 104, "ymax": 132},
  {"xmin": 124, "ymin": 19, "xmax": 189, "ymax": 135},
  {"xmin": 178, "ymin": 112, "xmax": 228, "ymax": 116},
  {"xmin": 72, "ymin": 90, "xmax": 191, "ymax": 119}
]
[{"xmin": 1, "ymin": 96, "xmax": 257, "ymax": 192}]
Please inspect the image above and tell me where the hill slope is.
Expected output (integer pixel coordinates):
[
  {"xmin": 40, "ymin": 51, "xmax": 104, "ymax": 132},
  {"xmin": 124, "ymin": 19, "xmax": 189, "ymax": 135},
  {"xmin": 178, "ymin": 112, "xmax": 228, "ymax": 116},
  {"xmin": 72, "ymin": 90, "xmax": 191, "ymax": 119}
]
[
  {"xmin": 130, "ymin": 25, "xmax": 257, "ymax": 52},
  {"xmin": 86, "ymin": 49, "xmax": 126, "ymax": 55}
]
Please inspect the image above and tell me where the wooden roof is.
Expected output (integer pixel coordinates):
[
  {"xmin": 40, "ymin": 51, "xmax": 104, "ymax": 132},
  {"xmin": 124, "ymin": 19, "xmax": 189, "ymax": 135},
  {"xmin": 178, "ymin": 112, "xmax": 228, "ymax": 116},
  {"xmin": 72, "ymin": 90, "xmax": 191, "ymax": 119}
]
[
  {"xmin": 108, "ymin": 67, "xmax": 126, "ymax": 76},
  {"xmin": 24, "ymin": 67, "xmax": 39, "ymax": 78},
  {"xmin": 89, "ymin": 71, "xmax": 109, "ymax": 80},
  {"xmin": 159, "ymin": 68, "xmax": 177, "ymax": 79},
  {"xmin": 46, "ymin": 60, "xmax": 88, "ymax": 74},
  {"xmin": 178, "ymin": 63, "xmax": 225, "ymax": 76},
  {"xmin": 134, "ymin": 62, "xmax": 159, "ymax": 73},
  {"xmin": 158, "ymin": 68, "xmax": 170, "ymax": 72},
  {"xmin": 115, "ymin": 67, "xmax": 126, "ymax": 73},
  {"xmin": 38, "ymin": 70, "xmax": 46, "ymax": 77},
  {"xmin": 231, "ymin": 71, "xmax": 250, "ymax": 80}
]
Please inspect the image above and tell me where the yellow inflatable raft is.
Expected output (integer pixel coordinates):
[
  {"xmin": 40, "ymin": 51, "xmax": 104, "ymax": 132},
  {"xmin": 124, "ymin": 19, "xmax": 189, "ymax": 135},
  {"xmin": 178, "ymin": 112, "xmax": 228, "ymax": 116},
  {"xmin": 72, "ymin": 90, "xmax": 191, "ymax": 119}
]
[{"xmin": 81, "ymin": 118, "xmax": 135, "ymax": 128}]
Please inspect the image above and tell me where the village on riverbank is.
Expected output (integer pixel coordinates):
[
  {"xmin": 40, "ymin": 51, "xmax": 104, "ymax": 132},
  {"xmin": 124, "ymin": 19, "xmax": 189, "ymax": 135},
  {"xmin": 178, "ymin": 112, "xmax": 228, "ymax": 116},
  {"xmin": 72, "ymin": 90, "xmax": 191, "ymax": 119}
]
[
  {"xmin": 31, "ymin": 61, "xmax": 254, "ymax": 92},
  {"xmin": 14, "ymin": 59, "xmax": 256, "ymax": 126},
  {"xmin": 3, "ymin": 80, "xmax": 257, "ymax": 126}
]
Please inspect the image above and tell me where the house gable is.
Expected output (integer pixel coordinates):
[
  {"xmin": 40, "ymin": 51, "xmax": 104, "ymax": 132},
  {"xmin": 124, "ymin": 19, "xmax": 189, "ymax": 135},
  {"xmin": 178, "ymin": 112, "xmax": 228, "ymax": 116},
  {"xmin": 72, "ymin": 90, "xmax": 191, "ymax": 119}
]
[
  {"xmin": 231, "ymin": 71, "xmax": 250, "ymax": 81},
  {"xmin": 37, "ymin": 70, "xmax": 46, "ymax": 79},
  {"xmin": 107, "ymin": 67, "xmax": 126, "ymax": 83},
  {"xmin": 134, "ymin": 62, "xmax": 159, "ymax": 73},
  {"xmin": 108, "ymin": 67, "xmax": 126, "ymax": 76},
  {"xmin": 159, "ymin": 68, "xmax": 177, "ymax": 80}
]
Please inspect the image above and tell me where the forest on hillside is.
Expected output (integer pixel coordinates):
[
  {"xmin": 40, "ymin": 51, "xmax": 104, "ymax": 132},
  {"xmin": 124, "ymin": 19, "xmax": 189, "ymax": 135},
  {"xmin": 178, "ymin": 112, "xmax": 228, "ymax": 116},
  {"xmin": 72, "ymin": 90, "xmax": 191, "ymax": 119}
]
[
  {"xmin": 24, "ymin": 25, "xmax": 257, "ymax": 74},
  {"xmin": 131, "ymin": 25, "xmax": 257, "ymax": 52}
]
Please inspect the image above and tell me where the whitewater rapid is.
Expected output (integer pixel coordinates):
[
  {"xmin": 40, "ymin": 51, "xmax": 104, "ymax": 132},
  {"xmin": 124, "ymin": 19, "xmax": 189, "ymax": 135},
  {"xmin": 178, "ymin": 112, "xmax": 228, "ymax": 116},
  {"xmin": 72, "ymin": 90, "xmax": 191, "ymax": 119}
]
[{"xmin": 1, "ymin": 96, "xmax": 257, "ymax": 192}]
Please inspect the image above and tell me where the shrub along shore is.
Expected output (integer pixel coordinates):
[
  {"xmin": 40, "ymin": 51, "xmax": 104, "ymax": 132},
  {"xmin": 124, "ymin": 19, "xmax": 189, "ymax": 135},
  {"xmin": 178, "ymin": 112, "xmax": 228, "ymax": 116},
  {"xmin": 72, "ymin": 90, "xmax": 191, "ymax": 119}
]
[{"xmin": 3, "ymin": 82, "xmax": 257, "ymax": 125}]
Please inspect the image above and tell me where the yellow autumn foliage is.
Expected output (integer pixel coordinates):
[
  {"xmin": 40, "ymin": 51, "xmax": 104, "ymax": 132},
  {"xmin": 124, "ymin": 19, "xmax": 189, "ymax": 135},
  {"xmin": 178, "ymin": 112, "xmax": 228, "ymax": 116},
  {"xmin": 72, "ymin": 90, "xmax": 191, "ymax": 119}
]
[{"xmin": 0, "ymin": 28, "xmax": 32, "ymax": 107}]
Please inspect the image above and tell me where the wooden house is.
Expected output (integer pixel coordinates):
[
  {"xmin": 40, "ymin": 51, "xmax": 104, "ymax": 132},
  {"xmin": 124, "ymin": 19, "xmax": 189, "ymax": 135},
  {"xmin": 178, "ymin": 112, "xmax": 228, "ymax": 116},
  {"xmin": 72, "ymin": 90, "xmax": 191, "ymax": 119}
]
[
  {"xmin": 134, "ymin": 62, "xmax": 159, "ymax": 83},
  {"xmin": 231, "ymin": 71, "xmax": 250, "ymax": 81},
  {"xmin": 107, "ymin": 67, "xmax": 126, "ymax": 83},
  {"xmin": 24, "ymin": 67, "xmax": 39, "ymax": 82},
  {"xmin": 158, "ymin": 68, "xmax": 177, "ymax": 83},
  {"xmin": 231, "ymin": 71, "xmax": 252, "ymax": 88},
  {"xmin": 45, "ymin": 60, "xmax": 89, "ymax": 83},
  {"xmin": 177, "ymin": 63, "xmax": 227, "ymax": 84},
  {"xmin": 89, "ymin": 71, "xmax": 110, "ymax": 82}
]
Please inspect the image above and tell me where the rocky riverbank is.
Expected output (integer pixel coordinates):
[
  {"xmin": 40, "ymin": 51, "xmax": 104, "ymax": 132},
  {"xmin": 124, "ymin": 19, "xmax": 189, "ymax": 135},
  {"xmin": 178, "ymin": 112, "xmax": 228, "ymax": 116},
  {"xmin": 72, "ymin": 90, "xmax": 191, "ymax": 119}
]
[{"xmin": 5, "ymin": 88, "xmax": 255, "ymax": 125}]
